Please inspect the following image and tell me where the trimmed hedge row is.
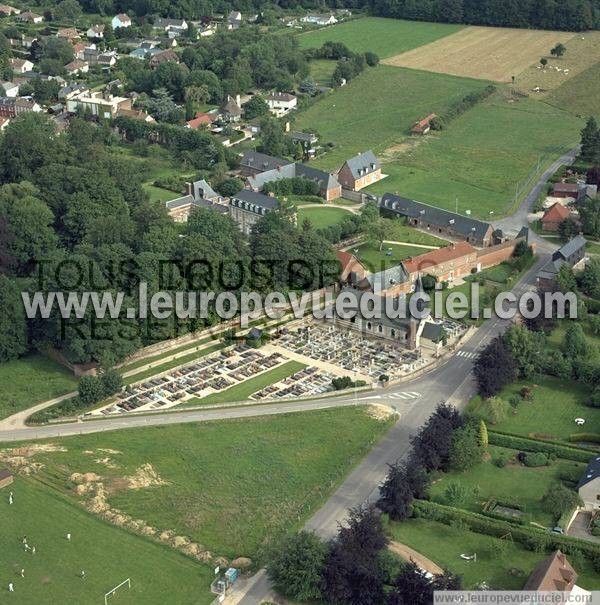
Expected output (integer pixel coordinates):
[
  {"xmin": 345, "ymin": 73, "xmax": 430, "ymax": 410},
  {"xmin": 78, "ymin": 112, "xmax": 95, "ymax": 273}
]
[
  {"xmin": 488, "ymin": 431, "xmax": 593, "ymax": 463},
  {"xmin": 412, "ymin": 500, "xmax": 600, "ymax": 560},
  {"xmin": 569, "ymin": 433, "xmax": 600, "ymax": 444}
]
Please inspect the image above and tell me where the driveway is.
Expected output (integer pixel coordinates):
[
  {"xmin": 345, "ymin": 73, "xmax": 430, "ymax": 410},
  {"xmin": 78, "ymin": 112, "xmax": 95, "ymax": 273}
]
[{"xmin": 566, "ymin": 511, "xmax": 600, "ymax": 543}]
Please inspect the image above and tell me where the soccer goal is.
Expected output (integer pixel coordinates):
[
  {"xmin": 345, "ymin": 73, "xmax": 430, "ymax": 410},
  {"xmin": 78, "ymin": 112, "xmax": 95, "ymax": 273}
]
[{"xmin": 104, "ymin": 578, "xmax": 131, "ymax": 605}]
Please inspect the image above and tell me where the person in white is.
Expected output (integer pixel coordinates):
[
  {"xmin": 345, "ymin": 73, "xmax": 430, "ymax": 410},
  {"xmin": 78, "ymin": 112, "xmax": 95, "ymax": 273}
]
[
  {"xmin": 8, "ymin": 492, "xmax": 13, "ymax": 504},
  {"xmin": 66, "ymin": 533, "xmax": 71, "ymax": 541},
  {"xmin": 8, "ymin": 582, "xmax": 14, "ymax": 592},
  {"xmin": 20, "ymin": 570, "xmax": 24, "ymax": 578}
]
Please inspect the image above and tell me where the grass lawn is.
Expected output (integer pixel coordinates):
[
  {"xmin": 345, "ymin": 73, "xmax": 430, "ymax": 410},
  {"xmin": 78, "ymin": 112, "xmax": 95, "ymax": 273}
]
[
  {"xmin": 0, "ymin": 478, "xmax": 213, "ymax": 604},
  {"xmin": 388, "ymin": 519, "xmax": 600, "ymax": 590},
  {"xmin": 428, "ymin": 445, "xmax": 584, "ymax": 527},
  {"xmin": 309, "ymin": 59, "xmax": 337, "ymax": 87},
  {"xmin": 12, "ymin": 407, "xmax": 393, "ymax": 559},
  {"xmin": 144, "ymin": 184, "xmax": 180, "ymax": 203},
  {"xmin": 297, "ymin": 17, "xmax": 463, "ymax": 59},
  {"xmin": 385, "ymin": 219, "xmax": 449, "ymax": 247},
  {"xmin": 468, "ymin": 375, "xmax": 600, "ymax": 443},
  {"xmin": 297, "ymin": 206, "xmax": 354, "ymax": 228},
  {"xmin": 0, "ymin": 354, "xmax": 78, "ymax": 421},
  {"xmin": 547, "ymin": 320, "xmax": 600, "ymax": 352},
  {"xmin": 546, "ymin": 61, "xmax": 600, "ymax": 119},
  {"xmin": 353, "ymin": 242, "xmax": 431, "ymax": 273},
  {"xmin": 294, "ymin": 65, "xmax": 490, "ymax": 171},
  {"xmin": 368, "ymin": 94, "xmax": 583, "ymax": 218},
  {"xmin": 185, "ymin": 360, "xmax": 307, "ymax": 406}
]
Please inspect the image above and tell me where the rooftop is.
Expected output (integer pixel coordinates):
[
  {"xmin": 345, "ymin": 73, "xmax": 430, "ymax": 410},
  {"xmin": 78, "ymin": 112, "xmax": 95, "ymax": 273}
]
[{"xmin": 403, "ymin": 241, "xmax": 477, "ymax": 275}]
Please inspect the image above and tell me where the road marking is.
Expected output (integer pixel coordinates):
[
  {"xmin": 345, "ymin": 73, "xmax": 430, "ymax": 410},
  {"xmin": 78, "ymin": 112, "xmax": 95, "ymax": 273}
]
[
  {"xmin": 389, "ymin": 391, "xmax": 421, "ymax": 401},
  {"xmin": 456, "ymin": 350, "xmax": 477, "ymax": 359}
]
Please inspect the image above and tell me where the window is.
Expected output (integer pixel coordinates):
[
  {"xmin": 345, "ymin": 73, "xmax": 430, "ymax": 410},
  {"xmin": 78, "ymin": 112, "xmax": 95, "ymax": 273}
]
[
  {"xmin": 367, "ymin": 322, "xmax": 372, "ymax": 330},
  {"xmin": 378, "ymin": 325, "xmax": 383, "ymax": 333},
  {"xmin": 391, "ymin": 329, "xmax": 396, "ymax": 337}
]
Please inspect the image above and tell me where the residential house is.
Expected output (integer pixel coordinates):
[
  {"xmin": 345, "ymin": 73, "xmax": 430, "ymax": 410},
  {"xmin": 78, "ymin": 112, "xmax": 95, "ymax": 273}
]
[
  {"xmin": 153, "ymin": 18, "xmax": 188, "ymax": 32},
  {"xmin": 227, "ymin": 11, "xmax": 242, "ymax": 29},
  {"xmin": 537, "ymin": 235, "xmax": 587, "ymax": 290},
  {"xmin": 116, "ymin": 107, "xmax": 155, "ymax": 122},
  {"xmin": 112, "ymin": 13, "xmax": 132, "ymax": 29},
  {"xmin": 149, "ymin": 49, "xmax": 179, "ymax": 69},
  {"xmin": 0, "ymin": 97, "xmax": 42, "ymax": 117},
  {"xmin": 65, "ymin": 60, "xmax": 89, "ymax": 75},
  {"xmin": 73, "ymin": 42, "xmax": 87, "ymax": 59},
  {"xmin": 411, "ymin": 113, "xmax": 437, "ymax": 135},
  {"xmin": 337, "ymin": 150, "xmax": 382, "ymax": 191},
  {"xmin": 265, "ymin": 92, "xmax": 297, "ymax": 117},
  {"xmin": 220, "ymin": 95, "xmax": 243, "ymax": 122},
  {"xmin": 552, "ymin": 182, "xmax": 579, "ymax": 199},
  {"xmin": 58, "ymin": 83, "xmax": 89, "ymax": 101},
  {"xmin": 301, "ymin": 14, "xmax": 338, "ymax": 26},
  {"xmin": 0, "ymin": 5, "xmax": 20, "ymax": 15},
  {"xmin": 336, "ymin": 250, "xmax": 368, "ymax": 283},
  {"xmin": 197, "ymin": 24, "xmax": 216, "ymax": 37},
  {"xmin": 524, "ymin": 550, "xmax": 590, "ymax": 599},
  {"xmin": 240, "ymin": 150, "xmax": 292, "ymax": 177},
  {"xmin": 9, "ymin": 58, "xmax": 34, "ymax": 73},
  {"xmin": 292, "ymin": 131, "xmax": 318, "ymax": 146},
  {"xmin": 541, "ymin": 202, "xmax": 572, "ymax": 231},
  {"xmin": 0, "ymin": 81, "xmax": 19, "ymax": 97},
  {"xmin": 229, "ymin": 189, "xmax": 281, "ymax": 234},
  {"xmin": 578, "ymin": 456, "xmax": 600, "ymax": 511},
  {"xmin": 16, "ymin": 11, "xmax": 43, "ymax": 23},
  {"xmin": 186, "ymin": 112, "xmax": 214, "ymax": 129},
  {"xmin": 66, "ymin": 91, "xmax": 131, "ymax": 119},
  {"xmin": 97, "ymin": 52, "xmax": 118, "ymax": 68},
  {"xmin": 381, "ymin": 194, "xmax": 496, "ymax": 248},
  {"xmin": 0, "ymin": 117, "xmax": 10, "ymax": 130},
  {"xmin": 86, "ymin": 24, "xmax": 105, "ymax": 39},
  {"xmin": 57, "ymin": 28, "xmax": 80, "ymax": 41},
  {"xmin": 0, "ymin": 468, "xmax": 13, "ymax": 490}
]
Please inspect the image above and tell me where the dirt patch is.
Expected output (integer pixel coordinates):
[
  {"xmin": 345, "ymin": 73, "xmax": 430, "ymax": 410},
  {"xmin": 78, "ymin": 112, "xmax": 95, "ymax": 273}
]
[
  {"xmin": 94, "ymin": 457, "xmax": 119, "ymax": 469},
  {"xmin": 126, "ymin": 463, "xmax": 169, "ymax": 489},
  {"xmin": 366, "ymin": 404, "xmax": 397, "ymax": 422},
  {"xmin": 388, "ymin": 541, "xmax": 443, "ymax": 575},
  {"xmin": 0, "ymin": 443, "xmax": 67, "ymax": 475},
  {"xmin": 382, "ymin": 26, "xmax": 575, "ymax": 82}
]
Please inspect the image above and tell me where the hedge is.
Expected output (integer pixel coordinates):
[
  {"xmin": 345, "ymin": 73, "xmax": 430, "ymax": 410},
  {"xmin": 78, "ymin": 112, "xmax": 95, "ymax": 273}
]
[
  {"xmin": 412, "ymin": 500, "xmax": 600, "ymax": 560},
  {"xmin": 488, "ymin": 431, "xmax": 593, "ymax": 463},
  {"xmin": 557, "ymin": 504, "xmax": 579, "ymax": 530},
  {"xmin": 569, "ymin": 433, "xmax": 600, "ymax": 444}
]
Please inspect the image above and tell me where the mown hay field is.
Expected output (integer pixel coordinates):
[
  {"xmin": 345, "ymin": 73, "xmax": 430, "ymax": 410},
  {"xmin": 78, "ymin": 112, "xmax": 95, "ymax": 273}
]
[{"xmin": 382, "ymin": 25, "xmax": 575, "ymax": 82}]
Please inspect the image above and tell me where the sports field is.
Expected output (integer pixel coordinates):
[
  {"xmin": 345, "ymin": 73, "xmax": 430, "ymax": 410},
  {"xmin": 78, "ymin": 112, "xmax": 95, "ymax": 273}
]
[
  {"xmin": 383, "ymin": 26, "xmax": 575, "ymax": 82},
  {"xmin": 295, "ymin": 65, "xmax": 489, "ymax": 170},
  {"xmin": 298, "ymin": 16, "xmax": 463, "ymax": 59},
  {"xmin": 6, "ymin": 407, "xmax": 392, "ymax": 560}
]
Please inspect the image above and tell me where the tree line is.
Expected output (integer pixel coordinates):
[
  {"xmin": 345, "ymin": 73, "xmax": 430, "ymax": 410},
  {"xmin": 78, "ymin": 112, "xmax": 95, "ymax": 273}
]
[{"xmin": 370, "ymin": 0, "xmax": 599, "ymax": 31}]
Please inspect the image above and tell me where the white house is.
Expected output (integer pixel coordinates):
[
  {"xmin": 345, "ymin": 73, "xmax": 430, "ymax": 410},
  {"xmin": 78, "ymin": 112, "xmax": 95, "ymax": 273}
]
[
  {"xmin": 16, "ymin": 11, "xmax": 43, "ymax": 23},
  {"xmin": 578, "ymin": 456, "xmax": 600, "ymax": 510},
  {"xmin": 227, "ymin": 11, "xmax": 242, "ymax": 29},
  {"xmin": 265, "ymin": 92, "xmax": 297, "ymax": 117},
  {"xmin": 0, "ymin": 81, "xmax": 18, "ymax": 97},
  {"xmin": 197, "ymin": 24, "xmax": 216, "ymax": 37},
  {"xmin": 9, "ymin": 58, "xmax": 34, "ymax": 73},
  {"xmin": 111, "ymin": 13, "xmax": 131, "ymax": 29},
  {"xmin": 86, "ymin": 24, "xmax": 105, "ymax": 39},
  {"xmin": 301, "ymin": 14, "xmax": 338, "ymax": 26}
]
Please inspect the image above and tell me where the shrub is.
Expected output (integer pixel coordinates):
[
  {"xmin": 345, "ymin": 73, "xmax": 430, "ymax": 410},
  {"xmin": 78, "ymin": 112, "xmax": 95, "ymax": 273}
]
[
  {"xmin": 476, "ymin": 396, "xmax": 512, "ymax": 424},
  {"xmin": 541, "ymin": 483, "xmax": 582, "ymax": 520},
  {"xmin": 487, "ymin": 431, "xmax": 592, "ymax": 463},
  {"xmin": 586, "ymin": 387, "xmax": 600, "ymax": 408},
  {"xmin": 569, "ymin": 433, "xmax": 600, "ymax": 444},
  {"xmin": 494, "ymin": 452, "xmax": 511, "ymax": 468},
  {"xmin": 523, "ymin": 452, "xmax": 549, "ymax": 467}
]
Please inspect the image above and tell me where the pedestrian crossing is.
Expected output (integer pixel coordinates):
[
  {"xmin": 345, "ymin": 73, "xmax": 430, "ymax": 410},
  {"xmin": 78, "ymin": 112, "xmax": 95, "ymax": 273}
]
[
  {"xmin": 456, "ymin": 350, "xmax": 478, "ymax": 360},
  {"xmin": 389, "ymin": 391, "xmax": 421, "ymax": 401}
]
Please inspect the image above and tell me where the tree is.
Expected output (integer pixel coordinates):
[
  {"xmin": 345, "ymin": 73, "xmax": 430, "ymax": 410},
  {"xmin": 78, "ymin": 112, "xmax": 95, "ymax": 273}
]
[
  {"xmin": 580, "ymin": 117, "xmax": 600, "ymax": 164},
  {"xmin": 378, "ymin": 462, "xmax": 414, "ymax": 521},
  {"xmin": 580, "ymin": 196, "xmax": 600, "ymax": 239},
  {"xmin": 266, "ymin": 531, "xmax": 327, "ymax": 602},
  {"xmin": 364, "ymin": 51, "xmax": 379, "ymax": 66},
  {"xmin": 299, "ymin": 77, "xmax": 317, "ymax": 95},
  {"xmin": 444, "ymin": 481, "xmax": 468, "ymax": 506},
  {"xmin": 550, "ymin": 42, "xmax": 566, "ymax": 58},
  {"xmin": 0, "ymin": 275, "xmax": 28, "ymax": 361},
  {"xmin": 448, "ymin": 419, "xmax": 483, "ymax": 471},
  {"xmin": 540, "ymin": 57, "xmax": 548, "ymax": 67},
  {"xmin": 101, "ymin": 368, "xmax": 122, "ymax": 396},
  {"xmin": 478, "ymin": 419, "xmax": 489, "ymax": 448},
  {"xmin": 243, "ymin": 94, "xmax": 269, "ymax": 120},
  {"xmin": 562, "ymin": 323, "xmax": 589, "ymax": 359},
  {"xmin": 78, "ymin": 375, "xmax": 105, "ymax": 406},
  {"xmin": 53, "ymin": 0, "xmax": 82, "ymax": 22},
  {"xmin": 388, "ymin": 561, "xmax": 433, "ymax": 605},
  {"xmin": 555, "ymin": 263, "xmax": 578, "ymax": 293},
  {"xmin": 369, "ymin": 218, "xmax": 393, "ymax": 252},
  {"xmin": 258, "ymin": 117, "xmax": 292, "ymax": 158},
  {"xmin": 215, "ymin": 177, "xmax": 243, "ymax": 197},
  {"xmin": 323, "ymin": 505, "xmax": 388, "ymax": 605},
  {"xmin": 578, "ymin": 258, "xmax": 600, "ymax": 298},
  {"xmin": 39, "ymin": 37, "xmax": 74, "ymax": 65},
  {"xmin": 541, "ymin": 483, "xmax": 582, "ymax": 518},
  {"xmin": 474, "ymin": 335, "xmax": 517, "ymax": 398},
  {"xmin": 559, "ymin": 218, "xmax": 578, "ymax": 242},
  {"xmin": 503, "ymin": 324, "xmax": 546, "ymax": 378}
]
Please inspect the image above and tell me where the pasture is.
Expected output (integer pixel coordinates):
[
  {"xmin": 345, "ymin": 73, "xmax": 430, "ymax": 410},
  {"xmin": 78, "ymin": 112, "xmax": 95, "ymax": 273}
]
[
  {"xmin": 546, "ymin": 61, "xmax": 600, "ymax": 118},
  {"xmin": 295, "ymin": 65, "xmax": 489, "ymax": 170},
  {"xmin": 0, "ymin": 478, "xmax": 213, "ymax": 604},
  {"xmin": 7, "ymin": 407, "xmax": 392, "ymax": 559},
  {"xmin": 297, "ymin": 205, "xmax": 354, "ymax": 228},
  {"xmin": 368, "ymin": 94, "xmax": 582, "ymax": 217},
  {"xmin": 383, "ymin": 26, "xmax": 575, "ymax": 82},
  {"xmin": 298, "ymin": 16, "xmax": 463, "ymax": 58}
]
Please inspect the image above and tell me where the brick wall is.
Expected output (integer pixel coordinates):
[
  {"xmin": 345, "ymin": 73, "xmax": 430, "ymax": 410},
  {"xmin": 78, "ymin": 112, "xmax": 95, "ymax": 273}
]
[{"xmin": 476, "ymin": 239, "xmax": 519, "ymax": 270}]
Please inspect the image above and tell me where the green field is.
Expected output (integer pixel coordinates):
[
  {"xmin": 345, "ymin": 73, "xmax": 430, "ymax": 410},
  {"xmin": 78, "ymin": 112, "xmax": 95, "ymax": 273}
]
[
  {"xmin": 468, "ymin": 376, "xmax": 599, "ymax": 443},
  {"xmin": 389, "ymin": 519, "xmax": 600, "ymax": 590},
  {"xmin": 354, "ymin": 242, "xmax": 431, "ymax": 273},
  {"xmin": 428, "ymin": 445, "xmax": 584, "ymax": 527},
  {"xmin": 0, "ymin": 354, "xmax": 78, "ymax": 421},
  {"xmin": 546, "ymin": 62, "xmax": 600, "ymax": 119},
  {"xmin": 368, "ymin": 95, "xmax": 583, "ymax": 217},
  {"xmin": 297, "ymin": 206, "xmax": 354, "ymax": 228},
  {"xmin": 309, "ymin": 59, "xmax": 337, "ymax": 87},
  {"xmin": 186, "ymin": 360, "xmax": 307, "ymax": 406},
  {"xmin": 13, "ymin": 407, "xmax": 392, "ymax": 559},
  {"xmin": 385, "ymin": 219, "xmax": 449, "ymax": 246},
  {"xmin": 298, "ymin": 17, "xmax": 463, "ymax": 59},
  {"xmin": 0, "ymin": 478, "xmax": 213, "ymax": 604},
  {"xmin": 294, "ymin": 65, "xmax": 489, "ymax": 171}
]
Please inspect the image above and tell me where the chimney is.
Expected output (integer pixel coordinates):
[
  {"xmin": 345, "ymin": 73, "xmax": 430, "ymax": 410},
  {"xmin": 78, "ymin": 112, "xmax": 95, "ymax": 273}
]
[
  {"xmin": 284, "ymin": 121, "xmax": 290, "ymax": 132},
  {"xmin": 235, "ymin": 94, "xmax": 241, "ymax": 106},
  {"xmin": 186, "ymin": 181, "xmax": 193, "ymax": 198}
]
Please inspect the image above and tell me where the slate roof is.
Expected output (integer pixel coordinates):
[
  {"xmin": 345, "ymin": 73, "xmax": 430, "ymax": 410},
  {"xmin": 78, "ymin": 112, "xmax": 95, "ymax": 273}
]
[
  {"xmin": 578, "ymin": 455, "xmax": 600, "ymax": 489},
  {"xmin": 555, "ymin": 235, "xmax": 586, "ymax": 261},
  {"xmin": 191, "ymin": 199, "xmax": 229, "ymax": 214},
  {"xmin": 342, "ymin": 150, "xmax": 380, "ymax": 179},
  {"xmin": 231, "ymin": 189, "xmax": 280, "ymax": 210},
  {"xmin": 421, "ymin": 321, "xmax": 444, "ymax": 342},
  {"xmin": 337, "ymin": 287, "xmax": 413, "ymax": 330},
  {"xmin": 191, "ymin": 179, "xmax": 217, "ymax": 201},
  {"xmin": 247, "ymin": 164, "xmax": 295, "ymax": 190},
  {"xmin": 367, "ymin": 265, "xmax": 409, "ymax": 293},
  {"xmin": 381, "ymin": 193, "xmax": 493, "ymax": 242},
  {"xmin": 240, "ymin": 151, "xmax": 291, "ymax": 172},
  {"xmin": 296, "ymin": 163, "xmax": 340, "ymax": 192},
  {"xmin": 165, "ymin": 195, "xmax": 195, "ymax": 209}
]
